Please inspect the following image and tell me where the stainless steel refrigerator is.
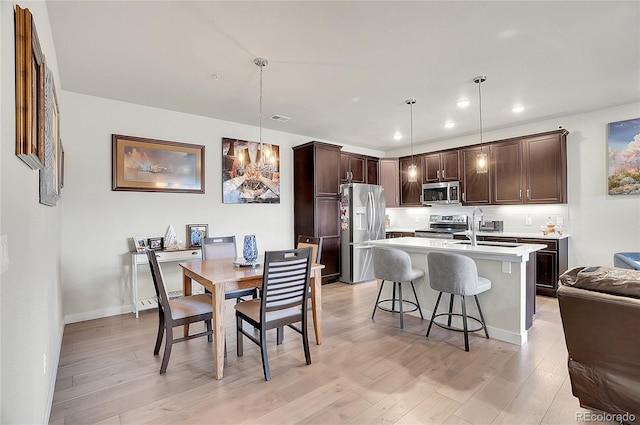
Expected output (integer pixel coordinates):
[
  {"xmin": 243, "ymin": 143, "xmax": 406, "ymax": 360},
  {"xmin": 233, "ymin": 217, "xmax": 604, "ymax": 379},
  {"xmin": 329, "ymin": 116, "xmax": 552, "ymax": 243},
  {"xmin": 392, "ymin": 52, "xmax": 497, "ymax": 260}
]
[{"xmin": 339, "ymin": 183, "xmax": 386, "ymax": 284}]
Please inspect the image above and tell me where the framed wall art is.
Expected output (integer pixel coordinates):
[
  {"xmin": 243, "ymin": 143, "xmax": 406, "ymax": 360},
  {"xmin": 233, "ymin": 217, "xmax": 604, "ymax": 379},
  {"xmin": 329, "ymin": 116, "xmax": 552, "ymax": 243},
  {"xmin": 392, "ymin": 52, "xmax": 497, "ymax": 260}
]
[
  {"xmin": 15, "ymin": 5, "xmax": 46, "ymax": 170},
  {"xmin": 39, "ymin": 67, "xmax": 60, "ymax": 206},
  {"xmin": 222, "ymin": 138, "xmax": 280, "ymax": 204},
  {"xmin": 112, "ymin": 134, "xmax": 205, "ymax": 193},
  {"xmin": 608, "ymin": 118, "xmax": 640, "ymax": 195},
  {"xmin": 148, "ymin": 237, "xmax": 164, "ymax": 251},
  {"xmin": 187, "ymin": 224, "xmax": 208, "ymax": 249}
]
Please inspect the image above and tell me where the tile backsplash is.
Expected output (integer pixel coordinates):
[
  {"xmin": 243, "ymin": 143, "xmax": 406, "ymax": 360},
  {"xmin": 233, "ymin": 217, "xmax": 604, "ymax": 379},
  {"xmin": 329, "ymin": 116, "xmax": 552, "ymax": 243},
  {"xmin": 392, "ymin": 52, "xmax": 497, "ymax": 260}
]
[{"xmin": 385, "ymin": 204, "xmax": 569, "ymax": 234}]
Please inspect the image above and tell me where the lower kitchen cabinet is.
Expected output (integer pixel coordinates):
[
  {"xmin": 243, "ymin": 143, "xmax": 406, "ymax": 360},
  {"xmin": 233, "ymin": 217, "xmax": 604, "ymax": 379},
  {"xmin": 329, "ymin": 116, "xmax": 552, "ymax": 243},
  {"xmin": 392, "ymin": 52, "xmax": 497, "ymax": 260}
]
[
  {"xmin": 479, "ymin": 235, "xmax": 568, "ymax": 297},
  {"xmin": 385, "ymin": 231, "xmax": 415, "ymax": 238}
]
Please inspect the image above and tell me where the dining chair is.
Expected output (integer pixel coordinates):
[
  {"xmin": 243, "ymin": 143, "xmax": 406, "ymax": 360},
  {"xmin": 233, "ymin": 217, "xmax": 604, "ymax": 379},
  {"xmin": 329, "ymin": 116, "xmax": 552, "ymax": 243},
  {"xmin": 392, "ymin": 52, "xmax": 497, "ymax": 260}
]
[
  {"xmin": 276, "ymin": 235, "xmax": 323, "ymax": 344},
  {"xmin": 235, "ymin": 247, "xmax": 313, "ymax": 381},
  {"xmin": 146, "ymin": 250, "xmax": 213, "ymax": 374},
  {"xmin": 201, "ymin": 236, "xmax": 258, "ymax": 302}
]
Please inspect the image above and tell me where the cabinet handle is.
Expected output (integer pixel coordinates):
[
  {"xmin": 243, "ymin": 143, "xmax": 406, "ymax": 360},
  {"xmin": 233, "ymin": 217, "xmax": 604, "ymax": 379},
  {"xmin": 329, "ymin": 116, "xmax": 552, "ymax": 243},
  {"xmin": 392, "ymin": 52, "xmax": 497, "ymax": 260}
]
[
  {"xmin": 527, "ymin": 189, "xmax": 531, "ymax": 200},
  {"xmin": 442, "ymin": 169, "xmax": 446, "ymax": 179},
  {"xmin": 437, "ymin": 170, "xmax": 440, "ymax": 179},
  {"xmin": 462, "ymin": 192, "xmax": 466, "ymax": 202},
  {"xmin": 519, "ymin": 189, "xmax": 522, "ymax": 200}
]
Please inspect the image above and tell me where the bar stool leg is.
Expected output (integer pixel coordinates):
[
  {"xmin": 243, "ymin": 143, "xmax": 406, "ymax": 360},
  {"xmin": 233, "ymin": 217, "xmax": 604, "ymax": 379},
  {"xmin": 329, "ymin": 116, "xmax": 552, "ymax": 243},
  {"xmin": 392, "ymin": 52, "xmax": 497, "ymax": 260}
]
[
  {"xmin": 426, "ymin": 292, "xmax": 443, "ymax": 337},
  {"xmin": 372, "ymin": 280, "xmax": 385, "ymax": 320},
  {"xmin": 398, "ymin": 282, "xmax": 404, "ymax": 329},
  {"xmin": 447, "ymin": 294, "xmax": 455, "ymax": 326},
  {"xmin": 391, "ymin": 282, "xmax": 397, "ymax": 312},
  {"xmin": 461, "ymin": 296, "xmax": 469, "ymax": 352},
  {"xmin": 474, "ymin": 295, "xmax": 490, "ymax": 339},
  {"xmin": 410, "ymin": 281, "xmax": 424, "ymax": 319}
]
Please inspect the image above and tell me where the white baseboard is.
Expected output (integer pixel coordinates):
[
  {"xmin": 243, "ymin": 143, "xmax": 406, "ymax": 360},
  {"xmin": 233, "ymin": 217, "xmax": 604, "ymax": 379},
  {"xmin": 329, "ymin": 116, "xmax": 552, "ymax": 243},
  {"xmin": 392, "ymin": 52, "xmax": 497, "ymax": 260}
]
[
  {"xmin": 43, "ymin": 319, "xmax": 65, "ymax": 425},
  {"xmin": 64, "ymin": 304, "xmax": 134, "ymax": 324}
]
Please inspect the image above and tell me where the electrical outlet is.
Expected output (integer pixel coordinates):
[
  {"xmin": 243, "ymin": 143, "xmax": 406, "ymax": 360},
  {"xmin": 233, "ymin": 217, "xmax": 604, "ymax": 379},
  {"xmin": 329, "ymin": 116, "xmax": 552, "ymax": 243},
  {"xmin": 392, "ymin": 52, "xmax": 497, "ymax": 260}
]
[
  {"xmin": 525, "ymin": 216, "xmax": 532, "ymax": 225},
  {"xmin": 557, "ymin": 216, "xmax": 564, "ymax": 226},
  {"xmin": 415, "ymin": 217, "xmax": 420, "ymax": 223},
  {"xmin": 502, "ymin": 261, "xmax": 512, "ymax": 274}
]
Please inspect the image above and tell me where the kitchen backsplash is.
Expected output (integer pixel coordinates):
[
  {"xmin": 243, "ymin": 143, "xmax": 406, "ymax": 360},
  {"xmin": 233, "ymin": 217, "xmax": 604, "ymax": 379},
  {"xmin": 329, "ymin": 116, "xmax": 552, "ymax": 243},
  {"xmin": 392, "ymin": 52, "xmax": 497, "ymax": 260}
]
[{"xmin": 386, "ymin": 204, "xmax": 570, "ymax": 234}]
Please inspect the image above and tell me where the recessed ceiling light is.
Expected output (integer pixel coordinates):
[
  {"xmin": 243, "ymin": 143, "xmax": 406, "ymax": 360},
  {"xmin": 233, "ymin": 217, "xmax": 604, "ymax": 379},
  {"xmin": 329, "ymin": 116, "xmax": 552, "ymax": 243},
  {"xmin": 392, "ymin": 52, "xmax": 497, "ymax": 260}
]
[
  {"xmin": 393, "ymin": 132, "xmax": 402, "ymax": 140},
  {"xmin": 211, "ymin": 74, "xmax": 222, "ymax": 80},
  {"xmin": 512, "ymin": 105, "xmax": 525, "ymax": 113},
  {"xmin": 444, "ymin": 121, "xmax": 455, "ymax": 129},
  {"xmin": 457, "ymin": 99, "xmax": 471, "ymax": 108}
]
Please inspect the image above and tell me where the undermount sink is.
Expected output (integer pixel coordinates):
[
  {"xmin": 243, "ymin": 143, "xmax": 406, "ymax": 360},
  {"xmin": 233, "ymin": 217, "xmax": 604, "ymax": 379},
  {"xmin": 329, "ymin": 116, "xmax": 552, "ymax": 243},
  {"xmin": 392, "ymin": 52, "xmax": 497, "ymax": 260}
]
[{"xmin": 447, "ymin": 241, "xmax": 522, "ymax": 248}]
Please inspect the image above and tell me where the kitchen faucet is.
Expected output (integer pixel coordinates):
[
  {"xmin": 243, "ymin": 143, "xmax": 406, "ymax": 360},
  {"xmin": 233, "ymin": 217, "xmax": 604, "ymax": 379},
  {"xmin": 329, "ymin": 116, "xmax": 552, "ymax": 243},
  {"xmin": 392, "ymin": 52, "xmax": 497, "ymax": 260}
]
[{"xmin": 466, "ymin": 207, "xmax": 484, "ymax": 246}]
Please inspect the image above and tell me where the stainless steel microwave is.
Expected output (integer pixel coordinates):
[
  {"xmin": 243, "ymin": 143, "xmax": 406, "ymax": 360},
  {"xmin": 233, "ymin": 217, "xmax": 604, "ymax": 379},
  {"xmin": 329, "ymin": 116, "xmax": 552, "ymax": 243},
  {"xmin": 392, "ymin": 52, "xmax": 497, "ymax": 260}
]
[{"xmin": 422, "ymin": 181, "xmax": 461, "ymax": 205}]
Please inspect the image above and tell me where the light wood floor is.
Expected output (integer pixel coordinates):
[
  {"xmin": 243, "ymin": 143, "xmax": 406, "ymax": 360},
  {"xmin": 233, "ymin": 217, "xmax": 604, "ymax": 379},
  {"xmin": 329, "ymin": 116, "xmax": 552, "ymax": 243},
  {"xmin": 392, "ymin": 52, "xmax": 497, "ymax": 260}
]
[{"xmin": 50, "ymin": 281, "xmax": 613, "ymax": 425}]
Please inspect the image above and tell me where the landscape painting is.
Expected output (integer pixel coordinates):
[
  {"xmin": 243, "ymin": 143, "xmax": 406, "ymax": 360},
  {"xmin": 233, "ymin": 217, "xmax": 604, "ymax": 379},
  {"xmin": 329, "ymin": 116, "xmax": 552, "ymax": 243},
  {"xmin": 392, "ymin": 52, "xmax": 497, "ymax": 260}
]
[
  {"xmin": 608, "ymin": 118, "xmax": 640, "ymax": 195},
  {"xmin": 112, "ymin": 134, "xmax": 204, "ymax": 193},
  {"xmin": 222, "ymin": 138, "xmax": 280, "ymax": 203}
]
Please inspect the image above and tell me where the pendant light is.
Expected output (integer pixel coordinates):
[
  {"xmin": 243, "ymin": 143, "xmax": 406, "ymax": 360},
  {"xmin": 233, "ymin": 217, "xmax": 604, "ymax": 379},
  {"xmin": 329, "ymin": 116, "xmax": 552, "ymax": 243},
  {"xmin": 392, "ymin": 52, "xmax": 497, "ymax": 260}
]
[
  {"xmin": 254, "ymin": 57, "xmax": 268, "ymax": 167},
  {"xmin": 406, "ymin": 98, "xmax": 418, "ymax": 182},
  {"xmin": 474, "ymin": 76, "xmax": 488, "ymax": 174}
]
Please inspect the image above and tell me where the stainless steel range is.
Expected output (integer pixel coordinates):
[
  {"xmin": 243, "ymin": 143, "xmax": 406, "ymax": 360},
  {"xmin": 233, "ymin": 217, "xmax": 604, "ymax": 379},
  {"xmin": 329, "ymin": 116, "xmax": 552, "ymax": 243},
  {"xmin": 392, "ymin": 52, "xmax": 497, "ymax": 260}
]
[{"xmin": 415, "ymin": 214, "xmax": 468, "ymax": 239}]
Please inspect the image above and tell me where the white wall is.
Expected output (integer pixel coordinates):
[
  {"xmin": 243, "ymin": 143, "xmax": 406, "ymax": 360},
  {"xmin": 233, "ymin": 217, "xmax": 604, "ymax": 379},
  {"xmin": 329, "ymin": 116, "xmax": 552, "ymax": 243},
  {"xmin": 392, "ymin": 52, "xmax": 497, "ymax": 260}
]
[
  {"xmin": 0, "ymin": 1, "xmax": 64, "ymax": 423},
  {"xmin": 59, "ymin": 91, "xmax": 382, "ymax": 322},
  {"xmin": 385, "ymin": 102, "xmax": 640, "ymax": 267}
]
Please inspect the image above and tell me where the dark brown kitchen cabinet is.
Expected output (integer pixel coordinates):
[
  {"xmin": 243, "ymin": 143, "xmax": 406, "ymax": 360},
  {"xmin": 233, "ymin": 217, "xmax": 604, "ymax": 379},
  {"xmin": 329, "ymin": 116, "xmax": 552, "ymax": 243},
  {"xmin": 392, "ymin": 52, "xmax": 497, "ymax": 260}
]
[
  {"xmin": 400, "ymin": 156, "xmax": 423, "ymax": 206},
  {"xmin": 423, "ymin": 151, "xmax": 460, "ymax": 183},
  {"xmin": 340, "ymin": 153, "xmax": 366, "ymax": 183},
  {"xmin": 519, "ymin": 237, "xmax": 568, "ymax": 297},
  {"xmin": 293, "ymin": 141, "xmax": 342, "ymax": 283},
  {"xmin": 492, "ymin": 139, "xmax": 524, "ymax": 204},
  {"xmin": 380, "ymin": 159, "xmax": 400, "ymax": 207},
  {"xmin": 367, "ymin": 157, "xmax": 379, "ymax": 185},
  {"xmin": 491, "ymin": 130, "xmax": 568, "ymax": 205},
  {"xmin": 460, "ymin": 146, "xmax": 491, "ymax": 205},
  {"xmin": 524, "ymin": 131, "xmax": 568, "ymax": 203}
]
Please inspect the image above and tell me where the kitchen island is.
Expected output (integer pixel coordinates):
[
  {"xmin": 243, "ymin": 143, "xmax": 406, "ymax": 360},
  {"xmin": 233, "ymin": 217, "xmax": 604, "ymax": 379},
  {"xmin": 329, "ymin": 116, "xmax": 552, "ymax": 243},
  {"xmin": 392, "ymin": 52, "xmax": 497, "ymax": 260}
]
[{"xmin": 369, "ymin": 237, "xmax": 546, "ymax": 345}]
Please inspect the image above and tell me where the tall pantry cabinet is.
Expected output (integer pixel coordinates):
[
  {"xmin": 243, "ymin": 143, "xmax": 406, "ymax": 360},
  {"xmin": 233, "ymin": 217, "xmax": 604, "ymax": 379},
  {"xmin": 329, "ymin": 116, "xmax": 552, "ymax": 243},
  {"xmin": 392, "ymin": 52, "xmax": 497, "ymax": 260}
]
[{"xmin": 293, "ymin": 142, "xmax": 342, "ymax": 283}]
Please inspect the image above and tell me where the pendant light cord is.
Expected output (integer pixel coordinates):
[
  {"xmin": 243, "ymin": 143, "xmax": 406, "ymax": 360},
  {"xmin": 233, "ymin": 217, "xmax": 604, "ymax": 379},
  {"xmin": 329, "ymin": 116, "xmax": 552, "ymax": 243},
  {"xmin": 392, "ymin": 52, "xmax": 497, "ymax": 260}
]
[
  {"xmin": 478, "ymin": 79, "xmax": 483, "ymax": 153},
  {"xmin": 410, "ymin": 101, "xmax": 414, "ymax": 160},
  {"xmin": 259, "ymin": 62, "xmax": 263, "ymax": 145}
]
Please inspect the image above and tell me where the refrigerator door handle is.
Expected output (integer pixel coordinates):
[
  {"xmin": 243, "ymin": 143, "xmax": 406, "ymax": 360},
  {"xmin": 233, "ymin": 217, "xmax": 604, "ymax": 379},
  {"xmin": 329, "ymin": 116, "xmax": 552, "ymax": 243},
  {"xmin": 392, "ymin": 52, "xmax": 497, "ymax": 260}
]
[{"xmin": 368, "ymin": 192, "xmax": 375, "ymax": 235}]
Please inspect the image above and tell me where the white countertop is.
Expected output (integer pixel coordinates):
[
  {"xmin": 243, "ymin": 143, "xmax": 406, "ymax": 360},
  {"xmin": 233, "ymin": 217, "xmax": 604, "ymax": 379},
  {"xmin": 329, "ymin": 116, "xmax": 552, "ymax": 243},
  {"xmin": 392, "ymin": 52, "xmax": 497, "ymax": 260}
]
[{"xmin": 370, "ymin": 236, "xmax": 546, "ymax": 262}]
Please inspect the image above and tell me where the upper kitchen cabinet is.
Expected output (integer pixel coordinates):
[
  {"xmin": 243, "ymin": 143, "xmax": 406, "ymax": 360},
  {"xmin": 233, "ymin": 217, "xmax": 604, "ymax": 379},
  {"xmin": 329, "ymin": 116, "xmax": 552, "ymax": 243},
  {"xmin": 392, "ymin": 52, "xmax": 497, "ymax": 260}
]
[
  {"xmin": 367, "ymin": 157, "xmax": 379, "ymax": 185},
  {"xmin": 340, "ymin": 152, "xmax": 366, "ymax": 184},
  {"xmin": 400, "ymin": 156, "xmax": 423, "ymax": 206},
  {"xmin": 460, "ymin": 146, "xmax": 491, "ymax": 205},
  {"xmin": 492, "ymin": 130, "xmax": 568, "ymax": 204},
  {"xmin": 380, "ymin": 159, "xmax": 399, "ymax": 207},
  {"xmin": 524, "ymin": 130, "xmax": 568, "ymax": 203},
  {"xmin": 423, "ymin": 151, "xmax": 460, "ymax": 183}
]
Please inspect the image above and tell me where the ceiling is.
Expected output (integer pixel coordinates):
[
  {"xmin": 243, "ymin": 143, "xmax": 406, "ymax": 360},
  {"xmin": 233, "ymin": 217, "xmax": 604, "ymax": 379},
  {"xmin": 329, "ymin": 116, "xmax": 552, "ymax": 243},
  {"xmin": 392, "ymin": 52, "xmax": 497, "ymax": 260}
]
[{"xmin": 47, "ymin": 1, "xmax": 640, "ymax": 152}]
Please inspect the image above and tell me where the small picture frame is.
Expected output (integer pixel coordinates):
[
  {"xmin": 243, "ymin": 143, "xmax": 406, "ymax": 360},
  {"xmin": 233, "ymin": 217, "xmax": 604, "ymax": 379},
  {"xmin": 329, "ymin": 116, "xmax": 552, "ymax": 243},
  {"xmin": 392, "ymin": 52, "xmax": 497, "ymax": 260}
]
[
  {"xmin": 187, "ymin": 224, "xmax": 208, "ymax": 249},
  {"xmin": 148, "ymin": 237, "xmax": 164, "ymax": 251},
  {"xmin": 132, "ymin": 236, "xmax": 148, "ymax": 253}
]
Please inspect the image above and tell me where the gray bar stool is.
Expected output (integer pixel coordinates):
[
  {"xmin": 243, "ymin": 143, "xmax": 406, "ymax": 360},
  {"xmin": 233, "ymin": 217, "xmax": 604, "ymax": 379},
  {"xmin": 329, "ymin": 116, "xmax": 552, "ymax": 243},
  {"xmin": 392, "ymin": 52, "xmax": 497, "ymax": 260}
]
[
  {"xmin": 426, "ymin": 252, "xmax": 491, "ymax": 351},
  {"xmin": 371, "ymin": 247, "xmax": 425, "ymax": 329}
]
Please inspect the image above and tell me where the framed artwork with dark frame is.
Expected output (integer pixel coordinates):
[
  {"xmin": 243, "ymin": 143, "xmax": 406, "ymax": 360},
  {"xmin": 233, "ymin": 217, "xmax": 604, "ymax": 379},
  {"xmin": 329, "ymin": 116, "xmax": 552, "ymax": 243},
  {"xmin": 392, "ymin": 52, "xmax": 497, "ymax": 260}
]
[
  {"xmin": 608, "ymin": 118, "xmax": 640, "ymax": 195},
  {"xmin": 15, "ymin": 5, "xmax": 46, "ymax": 170},
  {"xmin": 148, "ymin": 237, "xmax": 164, "ymax": 251},
  {"xmin": 112, "ymin": 134, "xmax": 205, "ymax": 193},
  {"xmin": 39, "ymin": 67, "xmax": 61, "ymax": 206},
  {"xmin": 186, "ymin": 224, "xmax": 208, "ymax": 249}
]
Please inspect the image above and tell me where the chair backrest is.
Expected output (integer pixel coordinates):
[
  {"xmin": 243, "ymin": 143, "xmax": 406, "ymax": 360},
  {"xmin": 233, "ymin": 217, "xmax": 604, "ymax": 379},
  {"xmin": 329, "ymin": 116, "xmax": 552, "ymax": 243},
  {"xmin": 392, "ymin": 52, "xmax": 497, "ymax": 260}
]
[
  {"xmin": 296, "ymin": 235, "xmax": 323, "ymax": 264},
  {"xmin": 260, "ymin": 247, "xmax": 312, "ymax": 317},
  {"xmin": 372, "ymin": 246, "xmax": 414, "ymax": 282},
  {"xmin": 202, "ymin": 236, "xmax": 237, "ymax": 260},
  {"xmin": 427, "ymin": 251, "xmax": 480, "ymax": 296},
  {"xmin": 146, "ymin": 250, "xmax": 172, "ymax": 317}
]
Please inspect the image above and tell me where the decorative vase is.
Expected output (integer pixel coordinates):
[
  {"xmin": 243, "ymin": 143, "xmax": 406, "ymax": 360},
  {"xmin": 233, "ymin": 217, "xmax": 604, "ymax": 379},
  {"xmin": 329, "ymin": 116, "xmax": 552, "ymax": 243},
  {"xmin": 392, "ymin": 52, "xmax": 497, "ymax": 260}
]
[{"xmin": 243, "ymin": 235, "xmax": 258, "ymax": 262}]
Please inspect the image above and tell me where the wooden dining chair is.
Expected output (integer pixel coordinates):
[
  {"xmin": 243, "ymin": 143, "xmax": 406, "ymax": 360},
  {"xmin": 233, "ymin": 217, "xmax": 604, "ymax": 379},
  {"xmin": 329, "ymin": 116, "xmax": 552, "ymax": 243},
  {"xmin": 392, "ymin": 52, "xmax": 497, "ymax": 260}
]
[
  {"xmin": 201, "ymin": 236, "xmax": 258, "ymax": 302},
  {"xmin": 235, "ymin": 247, "xmax": 313, "ymax": 381},
  {"xmin": 276, "ymin": 235, "xmax": 323, "ymax": 344},
  {"xmin": 146, "ymin": 250, "xmax": 213, "ymax": 374}
]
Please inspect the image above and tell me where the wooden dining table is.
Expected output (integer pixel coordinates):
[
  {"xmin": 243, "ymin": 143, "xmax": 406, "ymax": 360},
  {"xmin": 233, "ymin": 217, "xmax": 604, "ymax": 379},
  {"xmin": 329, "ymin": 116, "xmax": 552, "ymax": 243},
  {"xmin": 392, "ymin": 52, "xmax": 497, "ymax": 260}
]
[{"xmin": 179, "ymin": 258, "xmax": 325, "ymax": 379}]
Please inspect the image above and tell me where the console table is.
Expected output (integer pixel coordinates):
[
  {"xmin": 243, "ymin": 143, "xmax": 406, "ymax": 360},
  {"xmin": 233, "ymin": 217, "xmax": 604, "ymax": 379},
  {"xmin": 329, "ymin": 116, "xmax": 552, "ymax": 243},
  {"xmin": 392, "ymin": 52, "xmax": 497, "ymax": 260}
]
[{"xmin": 131, "ymin": 248, "xmax": 202, "ymax": 317}]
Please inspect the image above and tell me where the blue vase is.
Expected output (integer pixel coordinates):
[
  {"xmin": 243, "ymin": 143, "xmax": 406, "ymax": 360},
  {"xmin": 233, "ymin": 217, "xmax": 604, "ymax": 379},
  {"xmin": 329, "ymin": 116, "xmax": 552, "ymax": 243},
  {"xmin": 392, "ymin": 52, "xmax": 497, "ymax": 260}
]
[{"xmin": 243, "ymin": 235, "xmax": 258, "ymax": 262}]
